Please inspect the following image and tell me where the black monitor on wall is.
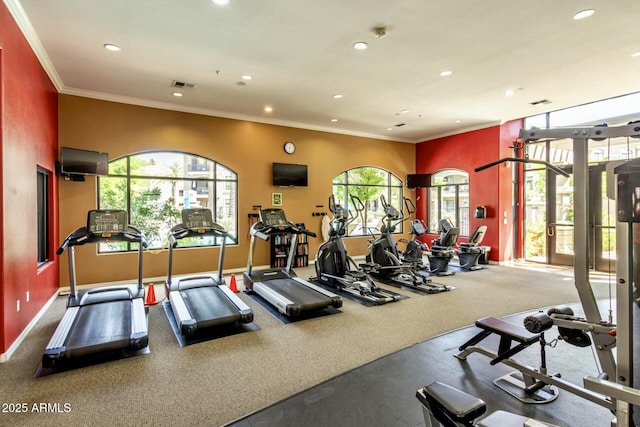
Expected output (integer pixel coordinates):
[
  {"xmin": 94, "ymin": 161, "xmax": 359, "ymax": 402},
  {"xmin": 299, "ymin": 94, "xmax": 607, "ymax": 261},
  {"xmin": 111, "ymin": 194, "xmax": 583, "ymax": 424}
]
[
  {"xmin": 59, "ymin": 147, "xmax": 109, "ymax": 176},
  {"xmin": 406, "ymin": 174, "xmax": 431, "ymax": 188},
  {"xmin": 273, "ymin": 163, "xmax": 308, "ymax": 187}
]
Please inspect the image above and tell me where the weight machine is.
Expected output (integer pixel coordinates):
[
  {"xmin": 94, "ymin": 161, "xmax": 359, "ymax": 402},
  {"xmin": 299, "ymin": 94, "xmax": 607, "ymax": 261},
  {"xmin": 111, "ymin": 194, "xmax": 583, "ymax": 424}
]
[{"xmin": 460, "ymin": 123, "xmax": 640, "ymax": 426}]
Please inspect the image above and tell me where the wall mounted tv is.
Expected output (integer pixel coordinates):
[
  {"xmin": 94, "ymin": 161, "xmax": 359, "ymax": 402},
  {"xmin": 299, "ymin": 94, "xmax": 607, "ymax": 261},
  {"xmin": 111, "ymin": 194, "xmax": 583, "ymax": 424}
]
[
  {"xmin": 406, "ymin": 173, "xmax": 431, "ymax": 188},
  {"xmin": 273, "ymin": 162, "xmax": 308, "ymax": 187},
  {"xmin": 59, "ymin": 147, "xmax": 109, "ymax": 176}
]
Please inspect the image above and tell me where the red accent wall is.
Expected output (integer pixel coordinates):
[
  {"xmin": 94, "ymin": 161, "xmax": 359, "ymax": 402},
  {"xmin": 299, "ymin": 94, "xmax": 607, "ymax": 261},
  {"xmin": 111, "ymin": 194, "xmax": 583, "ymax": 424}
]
[
  {"xmin": 1, "ymin": 3, "xmax": 59, "ymax": 355},
  {"xmin": 415, "ymin": 120, "xmax": 522, "ymax": 262}
]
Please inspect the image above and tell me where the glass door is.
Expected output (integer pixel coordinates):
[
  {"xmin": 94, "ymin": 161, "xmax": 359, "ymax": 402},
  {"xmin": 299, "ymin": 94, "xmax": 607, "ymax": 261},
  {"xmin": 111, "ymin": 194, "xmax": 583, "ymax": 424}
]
[
  {"xmin": 590, "ymin": 165, "xmax": 616, "ymax": 272},
  {"xmin": 548, "ymin": 167, "xmax": 574, "ymax": 266}
]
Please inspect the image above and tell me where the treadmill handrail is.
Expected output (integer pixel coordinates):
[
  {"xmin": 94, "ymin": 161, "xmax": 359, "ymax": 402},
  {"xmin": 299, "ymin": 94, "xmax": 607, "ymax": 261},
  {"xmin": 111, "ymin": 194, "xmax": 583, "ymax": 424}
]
[
  {"xmin": 57, "ymin": 225, "xmax": 146, "ymax": 253},
  {"xmin": 167, "ymin": 219, "xmax": 233, "ymax": 286},
  {"xmin": 249, "ymin": 221, "xmax": 316, "ymax": 238},
  {"xmin": 169, "ymin": 222, "xmax": 231, "ymax": 240}
]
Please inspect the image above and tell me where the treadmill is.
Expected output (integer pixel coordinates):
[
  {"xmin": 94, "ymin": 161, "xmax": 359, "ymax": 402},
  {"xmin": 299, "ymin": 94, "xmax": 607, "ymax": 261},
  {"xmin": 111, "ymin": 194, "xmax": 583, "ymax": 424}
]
[
  {"xmin": 165, "ymin": 208, "xmax": 253, "ymax": 336},
  {"xmin": 244, "ymin": 208, "xmax": 342, "ymax": 317},
  {"xmin": 42, "ymin": 210, "xmax": 149, "ymax": 369}
]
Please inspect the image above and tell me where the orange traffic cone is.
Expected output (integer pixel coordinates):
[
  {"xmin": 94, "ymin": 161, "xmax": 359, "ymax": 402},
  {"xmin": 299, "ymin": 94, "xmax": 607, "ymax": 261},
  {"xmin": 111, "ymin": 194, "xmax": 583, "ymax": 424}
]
[
  {"xmin": 145, "ymin": 283, "xmax": 159, "ymax": 306},
  {"xmin": 229, "ymin": 275, "xmax": 239, "ymax": 293}
]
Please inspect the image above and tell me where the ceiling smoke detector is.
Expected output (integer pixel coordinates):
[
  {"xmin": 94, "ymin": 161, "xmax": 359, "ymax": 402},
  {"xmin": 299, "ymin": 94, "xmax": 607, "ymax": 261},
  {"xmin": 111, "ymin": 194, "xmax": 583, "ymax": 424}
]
[{"xmin": 373, "ymin": 26, "xmax": 387, "ymax": 38}]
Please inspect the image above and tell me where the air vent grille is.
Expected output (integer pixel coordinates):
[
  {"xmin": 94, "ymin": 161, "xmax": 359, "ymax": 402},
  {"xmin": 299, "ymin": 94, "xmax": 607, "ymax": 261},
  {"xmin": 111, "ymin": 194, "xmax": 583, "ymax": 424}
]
[
  {"xmin": 171, "ymin": 80, "xmax": 196, "ymax": 89},
  {"xmin": 530, "ymin": 99, "xmax": 551, "ymax": 106}
]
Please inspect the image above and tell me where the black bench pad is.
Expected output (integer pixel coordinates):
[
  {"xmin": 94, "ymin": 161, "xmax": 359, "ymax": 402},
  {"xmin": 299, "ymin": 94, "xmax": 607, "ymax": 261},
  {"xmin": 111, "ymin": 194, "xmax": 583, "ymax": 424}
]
[
  {"xmin": 475, "ymin": 317, "xmax": 540, "ymax": 343},
  {"xmin": 418, "ymin": 382, "xmax": 486, "ymax": 424}
]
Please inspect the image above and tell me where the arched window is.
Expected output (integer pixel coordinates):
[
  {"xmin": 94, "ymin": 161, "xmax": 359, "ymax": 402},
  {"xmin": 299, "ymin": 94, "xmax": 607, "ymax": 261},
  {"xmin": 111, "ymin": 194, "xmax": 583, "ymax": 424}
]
[
  {"xmin": 428, "ymin": 169, "xmax": 469, "ymax": 236},
  {"xmin": 97, "ymin": 151, "xmax": 237, "ymax": 252},
  {"xmin": 332, "ymin": 166, "xmax": 403, "ymax": 236}
]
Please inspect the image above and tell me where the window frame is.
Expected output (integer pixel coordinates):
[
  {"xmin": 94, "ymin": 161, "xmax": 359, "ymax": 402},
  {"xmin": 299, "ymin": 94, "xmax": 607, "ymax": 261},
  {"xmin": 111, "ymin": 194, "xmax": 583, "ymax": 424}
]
[
  {"xmin": 332, "ymin": 166, "xmax": 404, "ymax": 237},
  {"xmin": 427, "ymin": 169, "xmax": 469, "ymax": 236},
  {"xmin": 37, "ymin": 167, "xmax": 50, "ymax": 265},
  {"xmin": 97, "ymin": 151, "xmax": 238, "ymax": 253}
]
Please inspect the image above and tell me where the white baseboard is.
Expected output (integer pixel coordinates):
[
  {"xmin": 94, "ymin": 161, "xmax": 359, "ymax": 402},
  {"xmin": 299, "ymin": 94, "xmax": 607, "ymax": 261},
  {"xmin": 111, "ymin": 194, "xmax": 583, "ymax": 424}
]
[{"xmin": 0, "ymin": 292, "xmax": 58, "ymax": 363}]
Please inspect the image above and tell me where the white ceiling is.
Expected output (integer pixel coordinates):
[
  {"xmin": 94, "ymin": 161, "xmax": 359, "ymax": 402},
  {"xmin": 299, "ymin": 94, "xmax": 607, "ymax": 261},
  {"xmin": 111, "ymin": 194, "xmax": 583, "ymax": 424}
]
[{"xmin": 7, "ymin": 0, "xmax": 640, "ymax": 142}]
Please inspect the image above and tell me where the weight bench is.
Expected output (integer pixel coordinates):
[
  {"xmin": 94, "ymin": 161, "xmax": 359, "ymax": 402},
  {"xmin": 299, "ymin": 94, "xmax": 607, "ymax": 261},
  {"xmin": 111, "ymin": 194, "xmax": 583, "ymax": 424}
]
[
  {"xmin": 456, "ymin": 317, "xmax": 542, "ymax": 365},
  {"xmin": 455, "ymin": 316, "xmax": 559, "ymax": 404},
  {"xmin": 416, "ymin": 381, "xmax": 559, "ymax": 427}
]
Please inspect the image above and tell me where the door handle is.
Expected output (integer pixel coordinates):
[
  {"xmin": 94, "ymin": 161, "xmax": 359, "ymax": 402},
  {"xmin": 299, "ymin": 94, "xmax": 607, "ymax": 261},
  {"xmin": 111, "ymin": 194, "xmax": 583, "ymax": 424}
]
[{"xmin": 547, "ymin": 225, "xmax": 555, "ymax": 237}]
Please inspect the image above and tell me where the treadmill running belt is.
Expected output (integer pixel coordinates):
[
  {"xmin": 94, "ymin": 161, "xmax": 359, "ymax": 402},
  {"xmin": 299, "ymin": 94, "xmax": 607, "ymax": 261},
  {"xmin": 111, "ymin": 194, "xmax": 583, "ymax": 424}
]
[
  {"xmin": 66, "ymin": 300, "xmax": 132, "ymax": 356},
  {"xmin": 265, "ymin": 278, "xmax": 334, "ymax": 311},
  {"xmin": 180, "ymin": 287, "xmax": 242, "ymax": 328}
]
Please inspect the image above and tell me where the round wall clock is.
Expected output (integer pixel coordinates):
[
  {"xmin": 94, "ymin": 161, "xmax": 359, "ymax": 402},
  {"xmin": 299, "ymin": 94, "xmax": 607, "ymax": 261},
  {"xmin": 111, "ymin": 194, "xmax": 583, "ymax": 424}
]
[{"xmin": 284, "ymin": 142, "xmax": 296, "ymax": 154}]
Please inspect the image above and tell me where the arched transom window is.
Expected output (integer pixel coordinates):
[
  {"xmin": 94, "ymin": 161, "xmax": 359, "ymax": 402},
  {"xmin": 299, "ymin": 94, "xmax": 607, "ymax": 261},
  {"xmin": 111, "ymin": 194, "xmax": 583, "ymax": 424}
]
[
  {"xmin": 97, "ymin": 151, "xmax": 237, "ymax": 252},
  {"xmin": 332, "ymin": 166, "xmax": 403, "ymax": 236}
]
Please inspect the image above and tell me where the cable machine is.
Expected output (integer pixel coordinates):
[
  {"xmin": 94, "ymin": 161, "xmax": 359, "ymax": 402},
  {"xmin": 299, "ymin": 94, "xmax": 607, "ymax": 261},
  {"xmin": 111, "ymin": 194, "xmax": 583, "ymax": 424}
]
[{"xmin": 516, "ymin": 124, "xmax": 640, "ymax": 426}]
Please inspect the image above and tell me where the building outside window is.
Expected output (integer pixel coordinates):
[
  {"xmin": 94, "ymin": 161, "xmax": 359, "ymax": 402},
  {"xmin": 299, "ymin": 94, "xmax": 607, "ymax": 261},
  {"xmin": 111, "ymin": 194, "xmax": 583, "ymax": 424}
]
[
  {"xmin": 97, "ymin": 151, "xmax": 237, "ymax": 252},
  {"xmin": 427, "ymin": 169, "xmax": 469, "ymax": 236}
]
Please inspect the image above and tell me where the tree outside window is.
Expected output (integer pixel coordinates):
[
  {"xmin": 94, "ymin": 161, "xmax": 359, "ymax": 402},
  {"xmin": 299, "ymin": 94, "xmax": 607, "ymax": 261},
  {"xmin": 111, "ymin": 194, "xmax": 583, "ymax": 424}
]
[
  {"xmin": 332, "ymin": 167, "xmax": 403, "ymax": 237},
  {"xmin": 97, "ymin": 151, "xmax": 237, "ymax": 252}
]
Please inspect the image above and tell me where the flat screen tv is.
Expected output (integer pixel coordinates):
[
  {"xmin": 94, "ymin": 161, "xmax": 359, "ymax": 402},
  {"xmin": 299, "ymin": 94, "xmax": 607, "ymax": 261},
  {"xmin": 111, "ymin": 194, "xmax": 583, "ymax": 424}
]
[
  {"xmin": 273, "ymin": 162, "xmax": 308, "ymax": 187},
  {"xmin": 60, "ymin": 147, "xmax": 109, "ymax": 176},
  {"xmin": 406, "ymin": 173, "xmax": 431, "ymax": 188}
]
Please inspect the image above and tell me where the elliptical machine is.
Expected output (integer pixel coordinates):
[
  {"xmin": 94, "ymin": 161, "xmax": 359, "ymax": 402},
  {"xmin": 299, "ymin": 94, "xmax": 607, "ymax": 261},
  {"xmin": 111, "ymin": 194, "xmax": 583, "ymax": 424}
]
[
  {"xmin": 314, "ymin": 195, "xmax": 402, "ymax": 305},
  {"xmin": 363, "ymin": 195, "xmax": 453, "ymax": 294},
  {"xmin": 399, "ymin": 197, "xmax": 431, "ymax": 268}
]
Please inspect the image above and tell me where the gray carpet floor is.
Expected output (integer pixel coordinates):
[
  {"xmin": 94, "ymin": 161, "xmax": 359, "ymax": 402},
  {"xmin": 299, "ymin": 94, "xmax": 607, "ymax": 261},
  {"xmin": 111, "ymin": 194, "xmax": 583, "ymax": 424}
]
[{"xmin": 0, "ymin": 262, "xmax": 616, "ymax": 426}]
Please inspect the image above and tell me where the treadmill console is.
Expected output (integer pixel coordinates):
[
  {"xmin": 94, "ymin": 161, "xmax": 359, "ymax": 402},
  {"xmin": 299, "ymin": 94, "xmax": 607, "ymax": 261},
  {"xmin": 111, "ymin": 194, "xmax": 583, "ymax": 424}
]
[
  {"xmin": 259, "ymin": 208, "xmax": 288, "ymax": 227},
  {"xmin": 183, "ymin": 208, "xmax": 213, "ymax": 230},
  {"xmin": 87, "ymin": 210, "xmax": 127, "ymax": 235}
]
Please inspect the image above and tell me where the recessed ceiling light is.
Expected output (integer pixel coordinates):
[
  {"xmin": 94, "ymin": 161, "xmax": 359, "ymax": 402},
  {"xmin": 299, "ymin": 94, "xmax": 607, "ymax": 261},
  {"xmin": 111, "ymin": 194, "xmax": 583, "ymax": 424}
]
[
  {"xmin": 353, "ymin": 41, "xmax": 368, "ymax": 50},
  {"xmin": 331, "ymin": 118, "xmax": 338, "ymax": 122},
  {"xmin": 440, "ymin": 70, "xmax": 452, "ymax": 77},
  {"xmin": 241, "ymin": 75, "xmax": 252, "ymax": 80},
  {"xmin": 632, "ymin": 51, "xmax": 640, "ymax": 58},
  {"xmin": 573, "ymin": 9, "xmax": 595, "ymax": 20},
  {"xmin": 212, "ymin": 0, "xmax": 230, "ymax": 6},
  {"xmin": 400, "ymin": 109, "xmax": 410, "ymax": 114},
  {"xmin": 386, "ymin": 127, "xmax": 393, "ymax": 131},
  {"xmin": 264, "ymin": 106, "xmax": 273, "ymax": 113},
  {"xmin": 104, "ymin": 44, "xmax": 121, "ymax": 52},
  {"xmin": 332, "ymin": 94, "xmax": 343, "ymax": 99},
  {"xmin": 172, "ymin": 92, "xmax": 183, "ymax": 97},
  {"xmin": 505, "ymin": 90, "xmax": 515, "ymax": 97},
  {"xmin": 455, "ymin": 119, "xmax": 462, "ymax": 124}
]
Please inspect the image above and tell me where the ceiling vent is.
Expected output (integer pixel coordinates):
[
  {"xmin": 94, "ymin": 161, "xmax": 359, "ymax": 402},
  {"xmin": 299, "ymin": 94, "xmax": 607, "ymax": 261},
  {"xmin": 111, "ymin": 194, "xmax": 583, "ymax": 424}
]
[
  {"xmin": 530, "ymin": 99, "xmax": 551, "ymax": 106},
  {"xmin": 171, "ymin": 80, "xmax": 196, "ymax": 90}
]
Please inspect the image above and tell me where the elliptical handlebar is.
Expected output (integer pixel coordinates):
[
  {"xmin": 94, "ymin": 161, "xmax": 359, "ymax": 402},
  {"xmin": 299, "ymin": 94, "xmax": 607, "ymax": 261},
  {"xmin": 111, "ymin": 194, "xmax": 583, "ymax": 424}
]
[
  {"xmin": 380, "ymin": 195, "xmax": 407, "ymax": 230},
  {"xmin": 350, "ymin": 195, "xmax": 366, "ymax": 214},
  {"xmin": 403, "ymin": 197, "xmax": 416, "ymax": 216}
]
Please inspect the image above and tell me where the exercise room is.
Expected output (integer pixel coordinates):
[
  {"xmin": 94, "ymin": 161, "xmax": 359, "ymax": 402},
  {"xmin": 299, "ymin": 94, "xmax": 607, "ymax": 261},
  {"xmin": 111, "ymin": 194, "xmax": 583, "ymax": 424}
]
[{"xmin": 2, "ymin": 2, "xmax": 640, "ymax": 426}]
